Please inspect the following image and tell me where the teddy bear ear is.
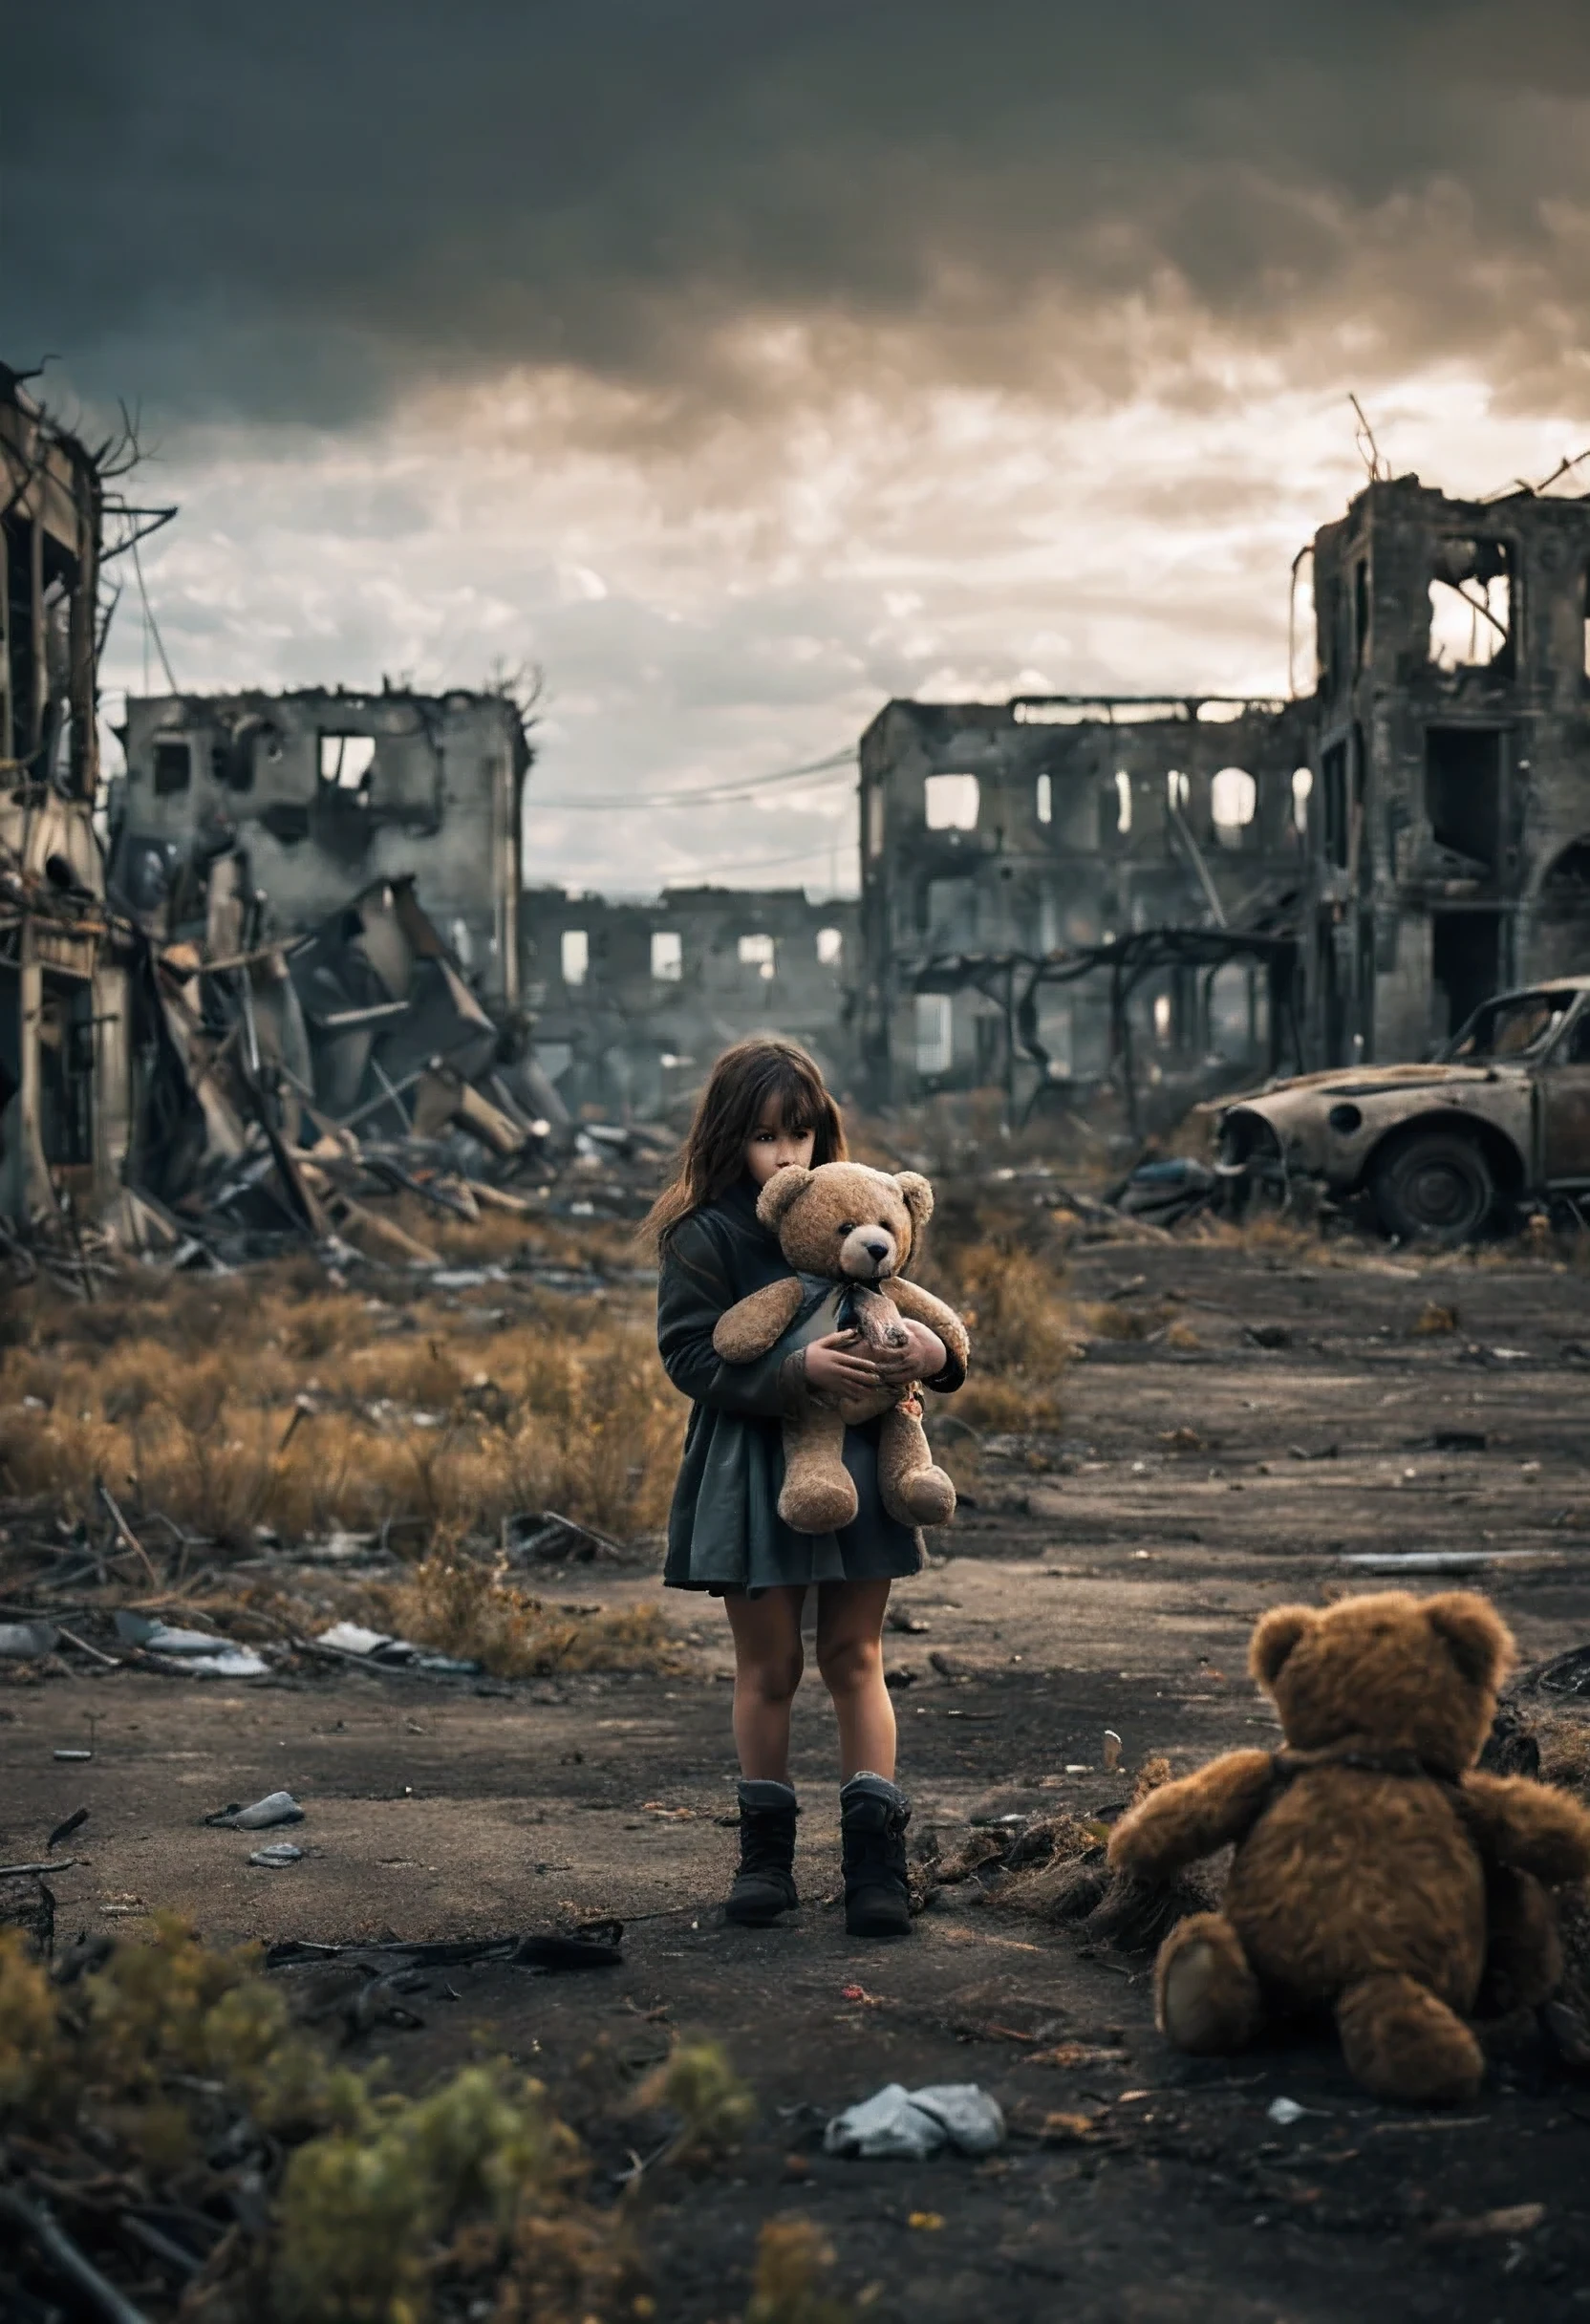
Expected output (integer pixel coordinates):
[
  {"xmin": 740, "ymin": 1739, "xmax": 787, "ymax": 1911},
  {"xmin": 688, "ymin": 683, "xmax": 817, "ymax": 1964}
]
[
  {"xmin": 1424, "ymin": 1592, "xmax": 1515, "ymax": 1691},
  {"xmin": 1249, "ymin": 1604, "xmax": 1317, "ymax": 1689},
  {"xmin": 893, "ymin": 1172, "xmax": 934, "ymax": 1234},
  {"xmin": 756, "ymin": 1164, "xmax": 812, "ymax": 1229}
]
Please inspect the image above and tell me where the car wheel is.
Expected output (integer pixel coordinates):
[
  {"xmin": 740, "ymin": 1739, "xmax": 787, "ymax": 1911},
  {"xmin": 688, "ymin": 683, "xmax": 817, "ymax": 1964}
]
[{"xmin": 1371, "ymin": 1130, "xmax": 1494, "ymax": 1245}]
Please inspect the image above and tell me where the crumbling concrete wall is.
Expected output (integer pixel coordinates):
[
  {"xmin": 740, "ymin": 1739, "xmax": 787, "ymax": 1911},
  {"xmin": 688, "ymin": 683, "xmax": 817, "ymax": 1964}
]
[
  {"xmin": 0, "ymin": 363, "xmax": 131, "ymax": 1223},
  {"xmin": 856, "ymin": 695, "xmax": 1313, "ymax": 1104},
  {"xmin": 521, "ymin": 884, "xmax": 857, "ymax": 1118},
  {"xmin": 113, "ymin": 688, "xmax": 531, "ymax": 1009},
  {"xmin": 1308, "ymin": 477, "xmax": 1590, "ymax": 1064}
]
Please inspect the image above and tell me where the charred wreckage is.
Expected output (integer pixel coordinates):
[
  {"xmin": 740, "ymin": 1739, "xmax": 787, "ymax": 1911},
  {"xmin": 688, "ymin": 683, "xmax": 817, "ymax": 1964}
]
[{"xmin": 5, "ymin": 348, "xmax": 1590, "ymax": 1254}]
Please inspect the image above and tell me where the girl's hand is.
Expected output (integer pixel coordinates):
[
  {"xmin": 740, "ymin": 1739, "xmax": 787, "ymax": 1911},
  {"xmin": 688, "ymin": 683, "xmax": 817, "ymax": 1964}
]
[
  {"xmin": 805, "ymin": 1330, "xmax": 882, "ymax": 1398},
  {"xmin": 872, "ymin": 1319, "xmax": 947, "ymax": 1389}
]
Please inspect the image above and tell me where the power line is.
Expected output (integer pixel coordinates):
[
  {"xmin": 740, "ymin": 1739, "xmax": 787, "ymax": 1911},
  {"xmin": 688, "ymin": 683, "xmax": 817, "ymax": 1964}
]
[
  {"xmin": 130, "ymin": 537, "xmax": 179, "ymax": 694},
  {"xmin": 527, "ymin": 745, "xmax": 856, "ymax": 810},
  {"xmin": 562, "ymin": 834, "xmax": 857, "ymax": 883}
]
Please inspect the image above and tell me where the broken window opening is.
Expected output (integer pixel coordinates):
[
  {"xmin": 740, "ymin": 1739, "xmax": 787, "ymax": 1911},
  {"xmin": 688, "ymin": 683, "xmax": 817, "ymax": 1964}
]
[
  {"xmin": 738, "ymin": 932, "xmax": 776, "ymax": 980},
  {"xmin": 153, "ymin": 737, "xmax": 191, "ymax": 796},
  {"xmin": 1035, "ymin": 771, "xmax": 1052, "ymax": 826},
  {"xmin": 1429, "ymin": 538, "xmax": 1512, "ymax": 672},
  {"xmin": 1210, "ymin": 765, "xmax": 1257, "ymax": 844},
  {"xmin": 561, "ymin": 928, "xmax": 590, "ymax": 986},
  {"xmin": 816, "ymin": 926, "xmax": 844, "ymax": 966},
  {"xmin": 1426, "ymin": 726, "xmax": 1503, "ymax": 875},
  {"xmin": 1542, "ymin": 837, "xmax": 1590, "ymax": 901},
  {"xmin": 319, "ymin": 733, "xmax": 377, "ymax": 790},
  {"xmin": 1166, "ymin": 769, "xmax": 1190, "ymax": 813},
  {"xmin": 651, "ymin": 930, "xmax": 683, "ymax": 982},
  {"xmin": 1354, "ymin": 558, "xmax": 1370, "ymax": 669},
  {"xmin": 924, "ymin": 772, "xmax": 979, "ymax": 831},
  {"xmin": 1292, "ymin": 765, "xmax": 1313, "ymax": 837},
  {"xmin": 1114, "ymin": 771, "xmax": 1132, "ymax": 834},
  {"xmin": 1152, "ymin": 991, "xmax": 1173, "ymax": 1044},
  {"xmin": 1321, "ymin": 742, "xmax": 1349, "ymax": 869},
  {"xmin": 867, "ymin": 786, "xmax": 885, "ymax": 858},
  {"xmin": 914, "ymin": 992, "xmax": 953, "ymax": 1077}
]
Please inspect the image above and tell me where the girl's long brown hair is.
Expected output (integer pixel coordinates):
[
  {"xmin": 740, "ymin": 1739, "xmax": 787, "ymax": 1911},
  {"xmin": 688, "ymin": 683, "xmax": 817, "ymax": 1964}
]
[{"xmin": 641, "ymin": 1037, "xmax": 847, "ymax": 1251}]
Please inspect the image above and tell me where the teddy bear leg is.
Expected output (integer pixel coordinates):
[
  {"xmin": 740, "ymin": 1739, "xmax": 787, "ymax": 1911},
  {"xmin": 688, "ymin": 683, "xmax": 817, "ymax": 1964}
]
[
  {"xmin": 778, "ymin": 1409, "xmax": 860, "ymax": 1535},
  {"xmin": 1475, "ymin": 1865, "xmax": 1561, "ymax": 2018},
  {"xmin": 1335, "ymin": 1972, "xmax": 1484, "ymax": 2105},
  {"xmin": 1154, "ymin": 1911, "xmax": 1265, "ymax": 2055},
  {"xmin": 874, "ymin": 1406, "xmax": 956, "ymax": 1528}
]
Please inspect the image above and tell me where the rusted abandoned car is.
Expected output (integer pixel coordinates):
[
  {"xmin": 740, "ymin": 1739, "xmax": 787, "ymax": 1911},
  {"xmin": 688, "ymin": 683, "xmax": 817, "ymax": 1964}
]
[{"xmin": 1216, "ymin": 978, "xmax": 1590, "ymax": 1242}]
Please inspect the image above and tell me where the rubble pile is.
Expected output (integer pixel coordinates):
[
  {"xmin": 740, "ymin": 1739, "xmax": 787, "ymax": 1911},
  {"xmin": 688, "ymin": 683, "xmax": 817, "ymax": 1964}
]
[{"xmin": 0, "ymin": 843, "xmax": 672, "ymax": 1273}]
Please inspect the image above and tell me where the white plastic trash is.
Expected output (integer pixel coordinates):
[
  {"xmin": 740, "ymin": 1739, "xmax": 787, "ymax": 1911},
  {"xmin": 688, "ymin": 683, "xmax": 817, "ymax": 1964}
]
[
  {"xmin": 248, "ymin": 1842, "xmax": 305, "ymax": 1867},
  {"xmin": 208, "ymin": 1791, "xmax": 305, "ymax": 1831},
  {"xmin": 824, "ymin": 2081, "xmax": 1005, "ymax": 2160}
]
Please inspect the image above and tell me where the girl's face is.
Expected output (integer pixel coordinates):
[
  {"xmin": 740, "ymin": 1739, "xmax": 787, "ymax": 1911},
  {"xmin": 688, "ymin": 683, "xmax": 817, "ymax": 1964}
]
[{"xmin": 744, "ymin": 1097, "xmax": 816, "ymax": 1188}]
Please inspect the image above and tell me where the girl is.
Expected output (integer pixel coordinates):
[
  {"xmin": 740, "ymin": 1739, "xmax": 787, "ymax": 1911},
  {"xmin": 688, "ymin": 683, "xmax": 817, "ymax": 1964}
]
[{"xmin": 647, "ymin": 1037, "xmax": 966, "ymax": 1938}]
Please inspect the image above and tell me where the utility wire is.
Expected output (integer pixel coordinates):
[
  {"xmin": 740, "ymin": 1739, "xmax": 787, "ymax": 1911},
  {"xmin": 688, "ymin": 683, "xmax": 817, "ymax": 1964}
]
[
  {"xmin": 528, "ymin": 745, "xmax": 856, "ymax": 810},
  {"xmin": 562, "ymin": 833, "xmax": 858, "ymax": 884},
  {"xmin": 130, "ymin": 537, "xmax": 179, "ymax": 694}
]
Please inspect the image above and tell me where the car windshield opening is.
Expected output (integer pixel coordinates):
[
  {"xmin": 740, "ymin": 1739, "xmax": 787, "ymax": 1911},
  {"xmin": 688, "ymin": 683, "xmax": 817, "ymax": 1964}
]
[{"xmin": 1443, "ymin": 992, "xmax": 1573, "ymax": 1063}]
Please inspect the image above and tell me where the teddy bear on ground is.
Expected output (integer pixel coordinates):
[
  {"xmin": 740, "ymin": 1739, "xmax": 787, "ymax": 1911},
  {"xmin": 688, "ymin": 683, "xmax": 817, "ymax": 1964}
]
[
  {"xmin": 711, "ymin": 1160, "xmax": 970, "ymax": 1535},
  {"xmin": 1107, "ymin": 1588, "xmax": 1590, "ymax": 2104}
]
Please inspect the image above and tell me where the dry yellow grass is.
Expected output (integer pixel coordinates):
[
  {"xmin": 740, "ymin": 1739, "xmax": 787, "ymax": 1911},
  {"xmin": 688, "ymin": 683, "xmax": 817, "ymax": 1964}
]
[
  {"xmin": 921, "ymin": 1220, "xmax": 1072, "ymax": 1430},
  {"xmin": 0, "ymin": 1253, "xmax": 682, "ymax": 1551}
]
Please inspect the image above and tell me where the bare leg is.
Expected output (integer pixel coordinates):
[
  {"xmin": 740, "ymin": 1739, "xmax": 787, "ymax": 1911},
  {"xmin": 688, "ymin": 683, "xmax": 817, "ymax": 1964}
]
[
  {"xmin": 815, "ymin": 1578, "xmax": 896, "ymax": 1781},
  {"xmin": 722, "ymin": 1586, "xmax": 806, "ymax": 1782}
]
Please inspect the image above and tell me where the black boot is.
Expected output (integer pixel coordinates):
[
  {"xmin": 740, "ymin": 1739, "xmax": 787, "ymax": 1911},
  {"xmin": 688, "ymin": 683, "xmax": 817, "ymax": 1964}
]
[
  {"xmin": 840, "ymin": 1773, "xmax": 913, "ymax": 1939},
  {"xmin": 724, "ymin": 1779, "xmax": 799, "ymax": 1926}
]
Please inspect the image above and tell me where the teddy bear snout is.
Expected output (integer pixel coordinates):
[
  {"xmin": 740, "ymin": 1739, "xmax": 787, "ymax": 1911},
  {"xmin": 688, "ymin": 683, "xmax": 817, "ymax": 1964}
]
[{"xmin": 841, "ymin": 1225, "xmax": 898, "ymax": 1280}]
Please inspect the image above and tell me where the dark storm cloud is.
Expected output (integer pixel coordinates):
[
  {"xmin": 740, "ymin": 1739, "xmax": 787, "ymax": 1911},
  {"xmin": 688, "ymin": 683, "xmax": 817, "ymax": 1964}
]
[{"xmin": 11, "ymin": 0, "xmax": 1590, "ymax": 423}]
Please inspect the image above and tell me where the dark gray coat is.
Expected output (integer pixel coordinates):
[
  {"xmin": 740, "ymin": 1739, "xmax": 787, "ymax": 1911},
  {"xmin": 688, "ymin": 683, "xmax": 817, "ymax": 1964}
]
[{"xmin": 656, "ymin": 1177, "xmax": 964, "ymax": 1595}]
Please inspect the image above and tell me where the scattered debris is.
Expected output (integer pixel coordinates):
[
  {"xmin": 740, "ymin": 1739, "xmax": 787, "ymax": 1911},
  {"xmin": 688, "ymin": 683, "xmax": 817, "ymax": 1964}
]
[
  {"xmin": 312, "ymin": 1620, "xmax": 483, "ymax": 1676},
  {"xmin": 824, "ymin": 2082, "xmax": 1005, "ymax": 2161},
  {"xmin": 45, "ymin": 1807, "xmax": 88, "ymax": 1851},
  {"xmin": 264, "ymin": 1925, "xmax": 624, "ymax": 1973},
  {"xmin": 112, "ymin": 1611, "xmax": 269, "ymax": 1679},
  {"xmin": 249, "ymin": 1842, "xmax": 306, "ymax": 1868},
  {"xmin": 0, "ymin": 1621, "xmax": 58, "ymax": 1658},
  {"xmin": 1340, "ymin": 1550, "xmax": 1564, "ymax": 1574},
  {"xmin": 205, "ymin": 1791, "xmax": 305, "ymax": 1831}
]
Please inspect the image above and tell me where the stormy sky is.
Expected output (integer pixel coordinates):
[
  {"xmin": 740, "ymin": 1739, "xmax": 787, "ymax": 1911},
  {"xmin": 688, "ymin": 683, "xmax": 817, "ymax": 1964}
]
[{"xmin": 12, "ymin": 1, "xmax": 1590, "ymax": 893}]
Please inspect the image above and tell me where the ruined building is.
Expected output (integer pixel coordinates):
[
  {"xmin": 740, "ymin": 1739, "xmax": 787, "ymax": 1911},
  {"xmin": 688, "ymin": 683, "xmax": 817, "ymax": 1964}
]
[
  {"xmin": 1307, "ymin": 474, "xmax": 1590, "ymax": 1063},
  {"xmin": 521, "ymin": 884, "xmax": 857, "ymax": 1118},
  {"xmin": 855, "ymin": 694, "xmax": 1313, "ymax": 1107},
  {"xmin": 0, "ymin": 364, "xmax": 132, "ymax": 1221},
  {"xmin": 113, "ymin": 688, "xmax": 531, "ymax": 1008}
]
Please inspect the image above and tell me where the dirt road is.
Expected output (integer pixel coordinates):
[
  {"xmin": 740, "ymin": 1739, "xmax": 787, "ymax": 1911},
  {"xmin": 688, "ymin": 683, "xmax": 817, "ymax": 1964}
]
[{"xmin": 6, "ymin": 1235, "xmax": 1590, "ymax": 2321}]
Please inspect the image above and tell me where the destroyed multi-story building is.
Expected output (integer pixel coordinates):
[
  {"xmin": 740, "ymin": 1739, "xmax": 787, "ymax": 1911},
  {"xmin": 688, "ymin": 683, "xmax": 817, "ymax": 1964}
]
[
  {"xmin": 855, "ymin": 694, "xmax": 1314, "ymax": 1107},
  {"xmin": 1306, "ymin": 474, "xmax": 1590, "ymax": 1063},
  {"xmin": 0, "ymin": 363, "xmax": 133, "ymax": 1223},
  {"xmin": 521, "ymin": 884, "xmax": 858, "ymax": 1117},
  {"xmin": 112, "ymin": 687, "xmax": 531, "ymax": 1008}
]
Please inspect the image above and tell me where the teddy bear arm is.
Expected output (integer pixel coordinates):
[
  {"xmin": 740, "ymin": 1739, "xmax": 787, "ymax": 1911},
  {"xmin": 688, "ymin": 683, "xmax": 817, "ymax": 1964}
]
[
  {"xmin": 1460, "ymin": 1772, "xmax": 1590, "ymax": 1885},
  {"xmin": 1107, "ymin": 1751, "xmax": 1276, "ymax": 1880},
  {"xmin": 712, "ymin": 1277, "xmax": 806, "ymax": 1363},
  {"xmin": 887, "ymin": 1279, "xmax": 970, "ymax": 1367}
]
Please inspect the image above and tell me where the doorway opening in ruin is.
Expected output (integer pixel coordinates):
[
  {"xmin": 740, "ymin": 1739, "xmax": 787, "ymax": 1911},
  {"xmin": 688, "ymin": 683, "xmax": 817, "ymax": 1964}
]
[
  {"xmin": 1432, "ymin": 910, "xmax": 1504, "ymax": 1046},
  {"xmin": 38, "ymin": 972, "xmax": 95, "ymax": 1170},
  {"xmin": 1425, "ymin": 726, "xmax": 1504, "ymax": 874}
]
